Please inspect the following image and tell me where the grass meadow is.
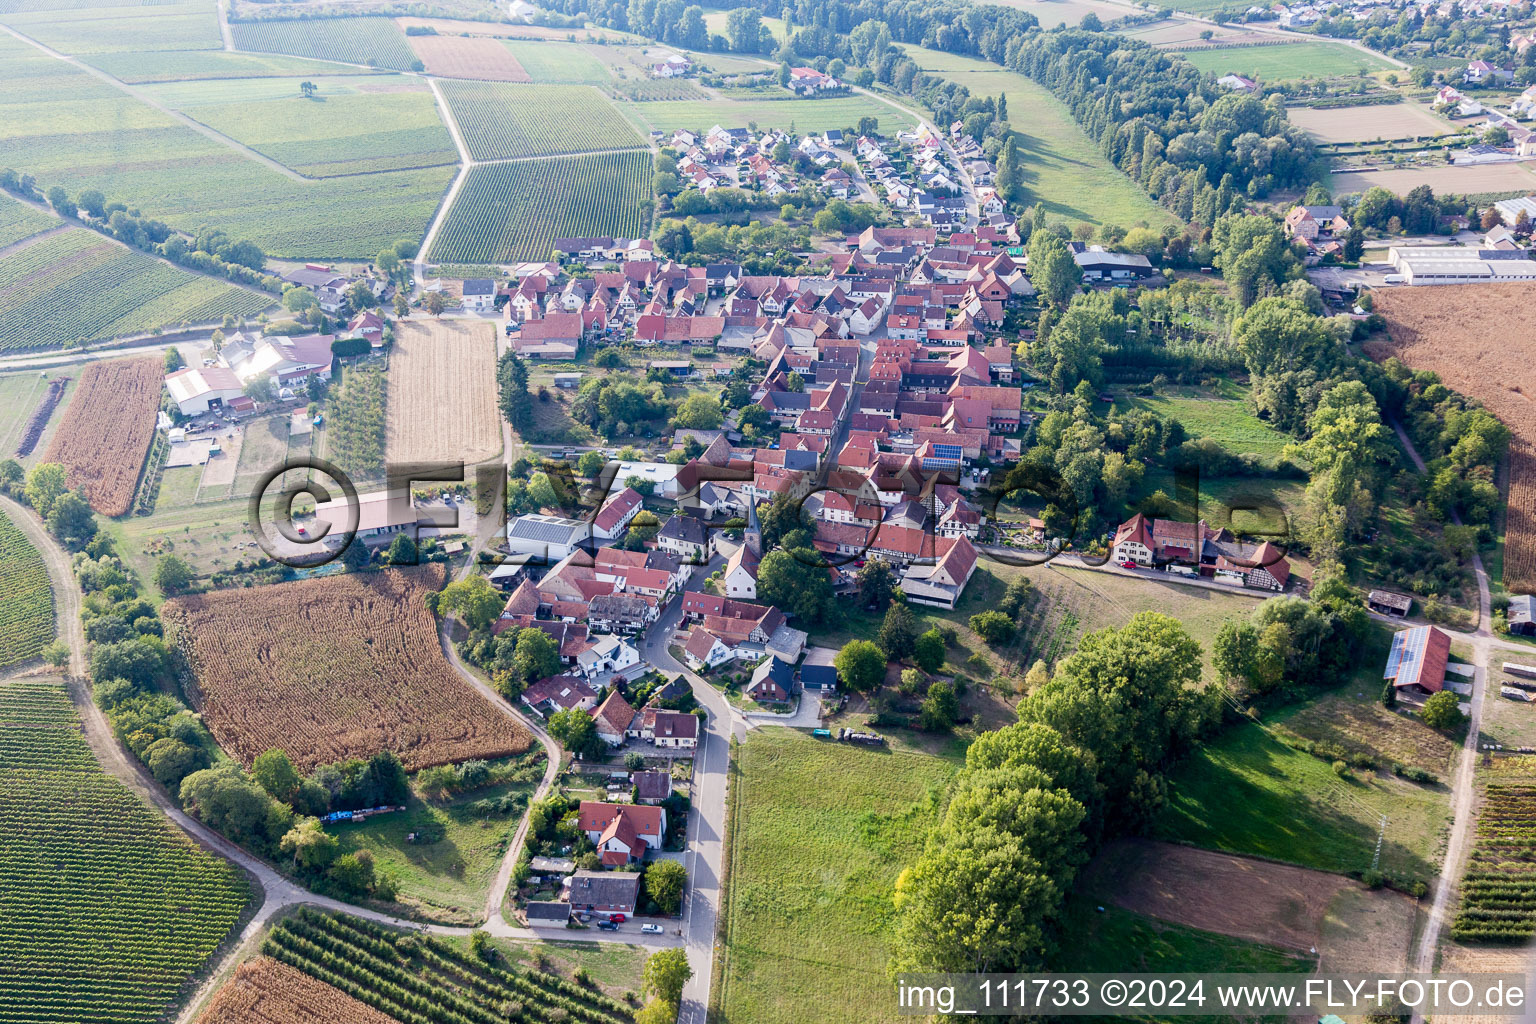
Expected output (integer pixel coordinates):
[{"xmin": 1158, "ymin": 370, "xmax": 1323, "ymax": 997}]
[
  {"xmin": 1177, "ymin": 41, "xmax": 1395, "ymax": 80},
  {"xmin": 83, "ymin": 48, "xmax": 375, "ymax": 83},
  {"xmin": 1109, "ymin": 381, "xmax": 1295, "ymax": 466},
  {"xmin": 715, "ymin": 728, "xmax": 958, "ymax": 1024}
]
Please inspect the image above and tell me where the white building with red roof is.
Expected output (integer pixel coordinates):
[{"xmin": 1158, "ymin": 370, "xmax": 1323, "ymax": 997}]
[
  {"xmin": 592, "ymin": 486, "xmax": 644, "ymax": 540},
  {"xmin": 591, "ymin": 690, "xmax": 636, "ymax": 746},
  {"xmin": 578, "ymin": 802, "xmax": 666, "ymax": 866}
]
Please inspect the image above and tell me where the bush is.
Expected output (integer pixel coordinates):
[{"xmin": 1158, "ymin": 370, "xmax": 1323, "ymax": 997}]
[{"xmin": 1331, "ymin": 759, "xmax": 1350, "ymax": 778}]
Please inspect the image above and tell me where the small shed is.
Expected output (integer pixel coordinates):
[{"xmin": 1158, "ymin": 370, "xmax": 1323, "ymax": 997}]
[
  {"xmin": 553, "ymin": 372, "xmax": 581, "ymax": 389},
  {"xmin": 1368, "ymin": 590, "xmax": 1413, "ymax": 618},
  {"xmin": 1509, "ymin": 594, "xmax": 1535, "ymax": 636},
  {"xmin": 529, "ymin": 856, "xmax": 576, "ymax": 875}
]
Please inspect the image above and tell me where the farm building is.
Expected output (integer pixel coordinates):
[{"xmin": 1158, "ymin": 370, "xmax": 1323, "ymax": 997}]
[
  {"xmin": 1384, "ymin": 624, "xmax": 1452, "ymax": 698},
  {"xmin": 165, "ymin": 366, "xmax": 244, "ymax": 416},
  {"xmin": 506, "ymin": 514, "xmax": 593, "ymax": 562},
  {"xmin": 1071, "ymin": 246, "xmax": 1157, "ymax": 283},
  {"xmin": 314, "ymin": 489, "xmax": 422, "ymax": 544},
  {"xmin": 1368, "ymin": 590, "xmax": 1414, "ymax": 617},
  {"xmin": 221, "ymin": 332, "xmax": 335, "ymax": 386},
  {"xmin": 1510, "ymin": 594, "xmax": 1535, "ymax": 636},
  {"xmin": 1386, "ymin": 246, "xmax": 1536, "ymax": 285}
]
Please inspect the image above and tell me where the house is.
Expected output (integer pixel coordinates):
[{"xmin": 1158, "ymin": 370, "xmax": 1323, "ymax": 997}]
[
  {"xmin": 1384, "ymin": 625, "xmax": 1452, "ymax": 698},
  {"xmin": 722, "ymin": 542, "xmax": 759, "ymax": 599},
  {"xmin": 798, "ymin": 645, "xmax": 839, "ymax": 691},
  {"xmin": 578, "ymin": 801, "xmax": 666, "ymax": 865},
  {"xmin": 745, "ymin": 655, "xmax": 794, "ymax": 704},
  {"xmin": 577, "ymin": 634, "xmax": 640, "ymax": 682},
  {"xmin": 1509, "ymin": 594, "xmax": 1535, "ymax": 637},
  {"xmin": 1110, "ymin": 514, "xmax": 1290, "ymax": 591},
  {"xmin": 165, "ymin": 366, "xmax": 245, "ymax": 416},
  {"xmin": 593, "ymin": 486, "xmax": 644, "ymax": 541},
  {"xmin": 513, "ymin": 313, "xmax": 583, "ymax": 358},
  {"xmin": 657, "ymin": 514, "xmax": 710, "ymax": 563},
  {"xmin": 899, "ymin": 536, "xmax": 979, "ymax": 609},
  {"xmin": 788, "ymin": 66, "xmax": 840, "ymax": 93},
  {"xmin": 506, "ymin": 514, "xmax": 592, "ymax": 562},
  {"xmin": 524, "ymin": 901, "xmax": 573, "ymax": 927},
  {"xmin": 633, "ymin": 770, "xmax": 672, "ymax": 804},
  {"xmin": 682, "ymin": 628, "xmax": 734, "ymax": 671},
  {"xmin": 1284, "ymin": 205, "xmax": 1351, "ymax": 241},
  {"xmin": 1465, "ymin": 60, "xmax": 1513, "ymax": 85},
  {"xmin": 1216, "ymin": 73, "xmax": 1258, "ymax": 92},
  {"xmin": 566, "ymin": 870, "xmax": 640, "ymax": 915},
  {"xmin": 1367, "ymin": 590, "xmax": 1414, "ymax": 618},
  {"xmin": 639, "ymin": 708, "xmax": 699, "ymax": 748},
  {"xmin": 346, "ymin": 310, "xmax": 385, "ymax": 348},
  {"xmin": 461, "ymin": 278, "xmax": 497, "ymax": 312},
  {"xmin": 587, "ymin": 593, "xmax": 654, "ymax": 635},
  {"xmin": 520, "ymin": 674, "xmax": 599, "ymax": 716},
  {"xmin": 592, "ymin": 691, "xmax": 637, "ymax": 746}
]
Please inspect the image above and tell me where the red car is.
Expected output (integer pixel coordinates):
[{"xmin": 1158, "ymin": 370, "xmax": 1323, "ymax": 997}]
[
  {"xmin": 609, "ymin": 913, "xmax": 626, "ymax": 923},
  {"xmin": 1119, "ymin": 560, "xmax": 1139, "ymax": 570}
]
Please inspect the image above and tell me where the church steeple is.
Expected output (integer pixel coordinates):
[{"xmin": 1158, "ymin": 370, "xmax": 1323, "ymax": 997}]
[{"xmin": 745, "ymin": 499, "xmax": 762, "ymax": 559}]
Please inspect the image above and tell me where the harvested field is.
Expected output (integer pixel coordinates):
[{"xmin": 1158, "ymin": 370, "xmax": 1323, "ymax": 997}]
[
  {"xmin": 197, "ymin": 956, "xmax": 401, "ymax": 1024},
  {"xmin": 1287, "ymin": 102, "xmax": 1449, "ymax": 144},
  {"xmin": 1119, "ymin": 18, "xmax": 1251, "ymax": 48},
  {"xmin": 42, "ymin": 355, "xmax": 161, "ymax": 516},
  {"xmin": 15, "ymin": 376, "xmax": 67, "ymax": 457},
  {"xmin": 1088, "ymin": 840, "xmax": 1417, "ymax": 971},
  {"xmin": 1332, "ymin": 162, "xmax": 1536, "ymax": 197},
  {"xmin": 386, "ymin": 319, "xmax": 500, "ymax": 466},
  {"xmin": 407, "ymin": 34, "xmax": 530, "ymax": 81},
  {"xmin": 1368, "ymin": 284, "xmax": 1536, "ymax": 590},
  {"xmin": 162, "ymin": 566, "xmax": 531, "ymax": 772}
]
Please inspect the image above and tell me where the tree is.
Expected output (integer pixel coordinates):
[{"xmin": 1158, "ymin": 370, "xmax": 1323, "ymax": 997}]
[
  {"xmin": 386, "ymin": 532, "xmax": 418, "ymax": 565},
  {"xmin": 576, "ymin": 449, "xmax": 605, "ymax": 477},
  {"xmin": 47, "ymin": 185, "xmax": 76, "ymax": 218},
  {"xmin": 921, "ymin": 680, "xmax": 959, "ymax": 730},
  {"xmin": 646, "ymin": 859, "xmax": 687, "ymax": 915},
  {"xmin": 154, "ymin": 554, "xmax": 195, "ymax": 596},
  {"xmin": 513, "ymin": 627, "xmax": 562, "ymax": 687},
  {"xmin": 179, "ymin": 762, "xmax": 291, "ymax": 851},
  {"xmin": 76, "ymin": 188, "xmax": 105, "ymax": 218},
  {"xmin": 244, "ymin": 376, "xmax": 274, "ymax": 404},
  {"xmin": 674, "ymin": 391, "xmax": 722, "ymax": 429},
  {"xmin": 394, "ymin": 293, "xmax": 410, "ymax": 319},
  {"xmin": 1212, "ymin": 213, "xmax": 1298, "ymax": 307},
  {"xmin": 914, "ymin": 628, "xmax": 946, "ymax": 673},
  {"xmin": 834, "ymin": 639, "xmax": 885, "ymax": 692},
  {"xmin": 25, "ymin": 462, "xmax": 67, "ymax": 518},
  {"xmin": 856, "ymin": 558, "xmax": 897, "ymax": 609},
  {"xmin": 757, "ymin": 492, "xmax": 809, "ymax": 550},
  {"xmin": 328, "ymin": 849, "xmax": 378, "ymax": 895},
  {"xmin": 635, "ymin": 1000, "xmax": 679, "ymax": 1024},
  {"xmin": 970, "ymin": 610, "xmax": 1014, "ymax": 645},
  {"xmin": 47, "ymin": 491, "xmax": 96, "ymax": 549},
  {"xmin": 1421, "ymin": 690, "xmax": 1466, "ymax": 730},
  {"xmin": 253, "ymin": 748, "xmax": 302, "ymax": 804},
  {"xmin": 163, "ymin": 346, "xmax": 184, "ymax": 373},
  {"xmin": 777, "ymin": 60, "xmax": 792, "ymax": 87},
  {"xmin": 341, "ymin": 536, "xmax": 371, "ymax": 571},
  {"xmin": 497, "ymin": 351, "xmax": 532, "ymax": 431},
  {"xmin": 281, "ymin": 817, "xmax": 340, "ymax": 869},
  {"xmin": 879, "ymin": 603, "xmax": 918, "ymax": 661},
  {"xmin": 283, "ymin": 285, "xmax": 318, "ymax": 317},
  {"xmin": 726, "ymin": 7, "xmax": 768, "ymax": 52},
  {"xmin": 376, "ymin": 247, "xmax": 400, "ymax": 278},
  {"xmin": 1026, "ymin": 231, "xmax": 1082, "ymax": 309},
  {"xmin": 756, "ymin": 549, "xmax": 836, "ymax": 624},
  {"xmin": 644, "ymin": 947, "xmax": 692, "ymax": 1003},
  {"xmin": 300, "ymin": 80, "xmax": 317, "ymax": 98},
  {"xmin": 549, "ymin": 707, "xmax": 605, "ymax": 758},
  {"xmin": 425, "ymin": 290, "xmax": 447, "ymax": 316},
  {"xmin": 737, "ymin": 403, "xmax": 771, "ymax": 437},
  {"xmin": 42, "ymin": 641, "xmax": 68, "ymax": 668},
  {"xmin": 528, "ymin": 471, "xmax": 559, "ymax": 511},
  {"xmin": 144, "ymin": 737, "xmax": 207, "ymax": 792},
  {"xmin": 1212, "ymin": 618, "xmax": 1259, "ymax": 688},
  {"xmin": 434, "ymin": 575, "xmax": 502, "ymax": 631}
]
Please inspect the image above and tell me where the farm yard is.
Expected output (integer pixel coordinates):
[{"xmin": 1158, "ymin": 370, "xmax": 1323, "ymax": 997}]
[
  {"xmin": 230, "ymin": 17, "xmax": 419, "ymax": 72},
  {"xmin": 431, "ymin": 152, "xmax": 653, "ymax": 264},
  {"xmin": 262, "ymin": 910, "xmax": 637, "ymax": 1024},
  {"xmin": 1367, "ymin": 285, "xmax": 1536, "ymax": 592},
  {"xmin": 1176, "ymin": 41, "xmax": 1395, "ymax": 79},
  {"xmin": 1287, "ymin": 102, "xmax": 1450, "ymax": 145},
  {"xmin": 43, "ymin": 355, "xmax": 163, "ymax": 517},
  {"xmin": 437, "ymin": 80, "xmax": 646, "ymax": 159},
  {"xmin": 717, "ymin": 728, "xmax": 957, "ymax": 1024},
  {"xmin": 161, "ymin": 566, "xmax": 533, "ymax": 772},
  {"xmin": 386, "ymin": 319, "xmax": 501, "ymax": 467},
  {"xmin": 141, "ymin": 75, "xmax": 458, "ymax": 178},
  {"xmin": 0, "ymin": 33, "xmax": 454, "ymax": 260},
  {"xmin": 407, "ymin": 34, "xmax": 531, "ymax": 81},
  {"xmin": 0, "ymin": 228, "xmax": 272, "ymax": 351},
  {"xmin": 0, "ymin": 508, "xmax": 52, "ymax": 670},
  {"xmin": 1454, "ymin": 762, "xmax": 1536, "ymax": 942},
  {"xmin": 196, "ymin": 957, "xmax": 402, "ymax": 1024},
  {"xmin": 1331, "ymin": 162, "xmax": 1536, "ymax": 197},
  {"xmin": 0, "ymin": 676, "xmax": 251, "ymax": 1024}
]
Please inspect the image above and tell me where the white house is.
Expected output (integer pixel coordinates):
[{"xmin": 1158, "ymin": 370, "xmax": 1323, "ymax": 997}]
[
  {"xmin": 682, "ymin": 628, "xmax": 734, "ymax": 671},
  {"xmin": 577, "ymin": 634, "xmax": 640, "ymax": 681},
  {"xmin": 461, "ymin": 278, "xmax": 497, "ymax": 312},
  {"xmin": 506, "ymin": 514, "xmax": 592, "ymax": 562}
]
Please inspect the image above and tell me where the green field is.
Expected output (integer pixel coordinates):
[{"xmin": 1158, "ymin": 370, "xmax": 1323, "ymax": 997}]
[
  {"xmin": 141, "ymin": 76, "xmax": 457, "ymax": 176},
  {"xmin": 717, "ymin": 728, "xmax": 958, "ymax": 1024},
  {"xmin": 438, "ymin": 80, "xmax": 645, "ymax": 159},
  {"xmin": 1178, "ymin": 42, "xmax": 1395, "ymax": 80},
  {"xmin": 1111, "ymin": 381, "xmax": 1295, "ymax": 465},
  {"xmin": 0, "ymin": 193, "xmax": 56, "ymax": 248},
  {"xmin": 632, "ymin": 92, "xmax": 913, "ymax": 134},
  {"xmin": 432, "ymin": 151, "xmax": 653, "ymax": 264},
  {"xmin": 0, "ymin": 677, "xmax": 251, "ymax": 1024},
  {"xmin": 1056, "ymin": 901, "xmax": 1312, "ymax": 974},
  {"xmin": 0, "ymin": 33, "xmax": 455, "ymax": 258},
  {"xmin": 0, "ymin": 0, "xmax": 221, "ymax": 53},
  {"xmin": 231, "ymin": 16, "xmax": 419, "ymax": 72},
  {"xmin": 0, "ymin": 509, "xmax": 52, "ymax": 669},
  {"xmin": 0, "ymin": 228, "xmax": 274, "ymax": 350},
  {"xmin": 1155, "ymin": 719, "xmax": 1450, "ymax": 882},
  {"xmin": 83, "ymin": 48, "xmax": 374, "ymax": 83},
  {"xmin": 326, "ymin": 753, "xmax": 545, "ymax": 924},
  {"xmin": 502, "ymin": 39, "xmax": 611, "ymax": 83},
  {"xmin": 899, "ymin": 45, "xmax": 1176, "ymax": 228}
]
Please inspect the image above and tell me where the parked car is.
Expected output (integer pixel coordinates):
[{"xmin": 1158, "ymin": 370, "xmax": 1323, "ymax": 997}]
[
  {"xmin": 641, "ymin": 923, "xmax": 663, "ymax": 934},
  {"xmin": 1119, "ymin": 560, "xmax": 1138, "ymax": 569},
  {"xmin": 597, "ymin": 920, "xmax": 619, "ymax": 931},
  {"xmin": 610, "ymin": 913, "xmax": 626, "ymax": 923}
]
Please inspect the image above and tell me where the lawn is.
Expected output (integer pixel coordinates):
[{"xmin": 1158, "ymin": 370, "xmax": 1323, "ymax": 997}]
[
  {"xmin": 326, "ymin": 753, "xmax": 546, "ymax": 924},
  {"xmin": 140, "ymin": 75, "xmax": 457, "ymax": 177},
  {"xmin": 0, "ymin": 33, "xmax": 455, "ymax": 260},
  {"xmin": 715, "ymin": 728, "xmax": 958, "ymax": 1024},
  {"xmin": 1155, "ymin": 718, "xmax": 1451, "ymax": 883},
  {"xmin": 1110, "ymin": 380, "xmax": 1295, "ymax": 466},
  {"xmin": 631, "ymin": 94, "xmax": 914, "ymax": 135},
  {"xmin": 1177, "ymin": 41, "xmax": 1395, "ymax": 81},
  {"xmin": 473, "ymin": 935, "xmax": 648, "ymax": 1002}
]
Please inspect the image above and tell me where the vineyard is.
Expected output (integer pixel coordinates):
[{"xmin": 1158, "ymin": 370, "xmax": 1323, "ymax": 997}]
[
  {"xmin": 197, "ymin": 956, "xmax": 402, "ymax": 1024},
  {"xmin": 161, "ymin": 566, "xmax": 532, "ymax": 772},
  {"xmin": 432, "ymin": 152, "xmax": 653, "ymax": 264},
  {"xmin": 0, "ymin": 677, "xmax": 251, "ymax": 1024},
  {"xmin": 0, "ymin": 508, "xmax": 52, "ymax": 669},
  {"xmin": 0, "ymin": 228, "xmax": 273, "ymax": 350},
  {"xmin": 0, "ymin": 195, "xmax": 56, "ymax": 248},
  {"xmin": 43, "ymin": 355, "xmax": 162, "ymax": 516},
  {"xmin": 262, "ymin": 910, "xmax": 635, "ymax": 1024},
  {"xmin": 1506, "ymin": 442, "xmax": 1536, "ymax": 593},
  {"xmin": 437, "ymin": 80, "xmax": 644, "ymax": 159},
  {"xmin": 323, "ymin": 362, "xmax": 387, "ymax": 481},
  {"xmin": 1453, "ymin": 780, "xmax": 1536, "ymax": 941},
  {"xmin": 231, "ymin": 17, "xmax": 419, "ymax": 71}
]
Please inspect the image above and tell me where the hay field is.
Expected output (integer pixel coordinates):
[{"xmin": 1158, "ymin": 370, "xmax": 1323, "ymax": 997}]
[
  {"xmin": 42, "ymin": 355, "xmax": 161, "ymax": 516},
  {"xmin": 1332, "ymin": 162, "xmax": 1536, "ymax": 197},
  {"xmin": 1287, "ymin": 102, "xmax": 1449, "ymax": 144},
  {"xmin": 387, "ymin": 319, "xmax": 501, "ymax": 466},
  {"xmin": 162, "ymin": 566, "xmax": 531, "ymax": 772}
]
